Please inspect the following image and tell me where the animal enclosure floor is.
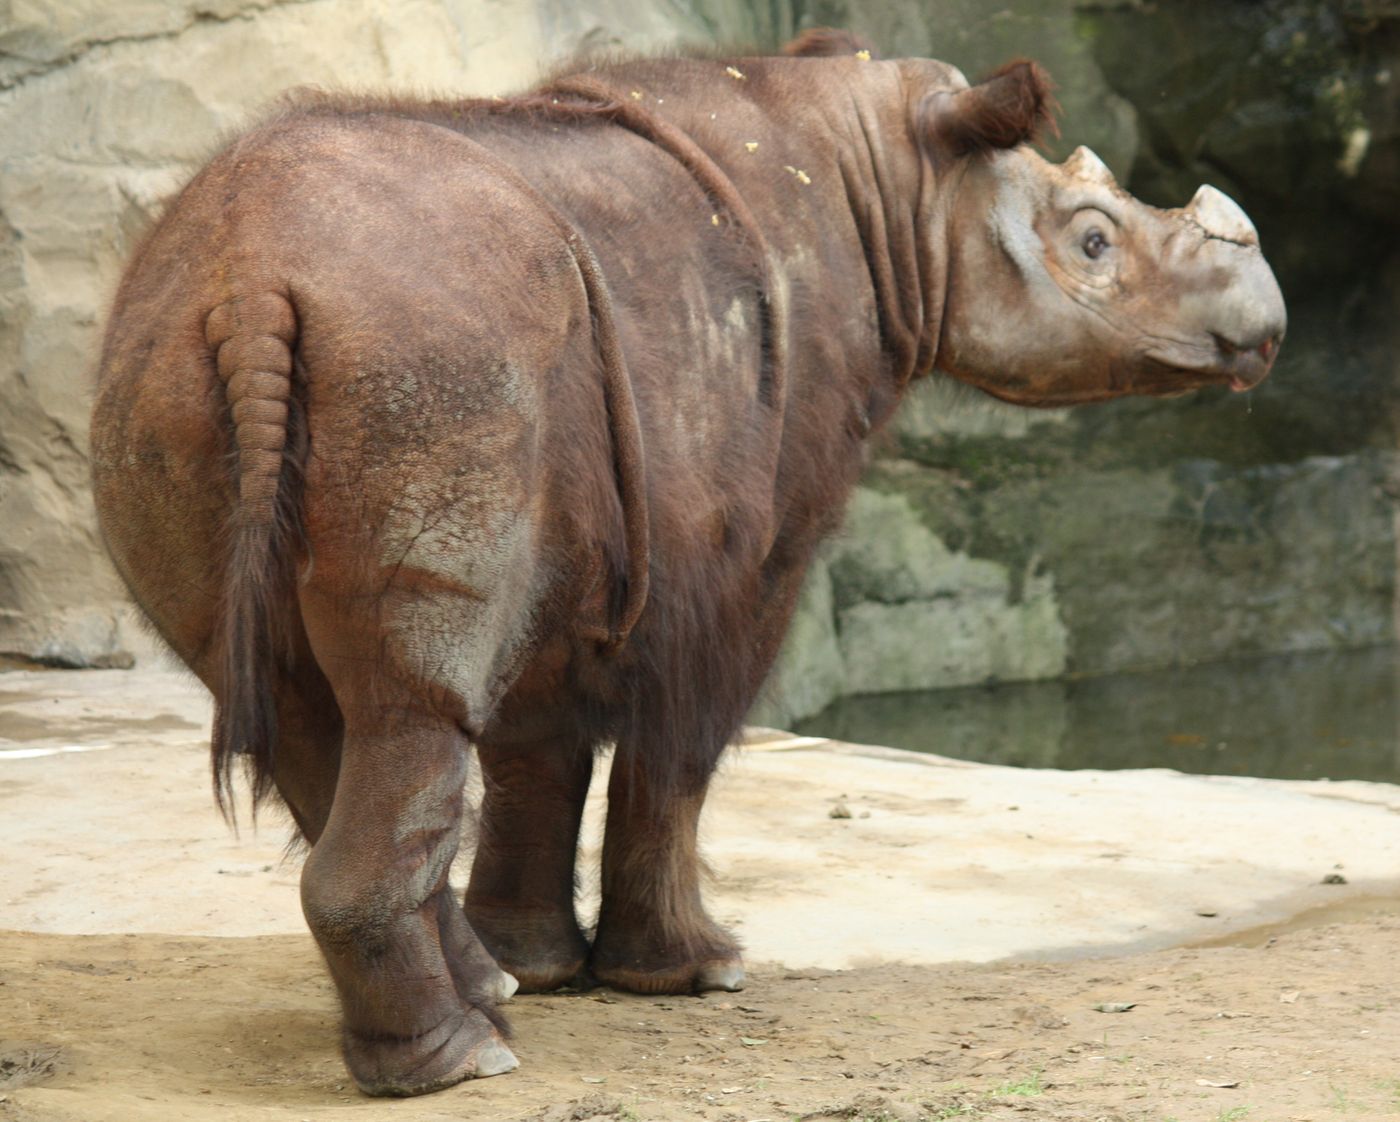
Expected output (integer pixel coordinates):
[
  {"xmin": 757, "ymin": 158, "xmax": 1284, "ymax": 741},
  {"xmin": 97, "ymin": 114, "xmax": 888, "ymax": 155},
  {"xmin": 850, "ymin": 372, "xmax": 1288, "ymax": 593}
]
[
  {"xmin": 5, "ymin": 667, "xmax": 1400, "ymax": 1119},
  {"xmin": 5, "ymin": 922, "xmax": 1400, "ymax": 1120}
]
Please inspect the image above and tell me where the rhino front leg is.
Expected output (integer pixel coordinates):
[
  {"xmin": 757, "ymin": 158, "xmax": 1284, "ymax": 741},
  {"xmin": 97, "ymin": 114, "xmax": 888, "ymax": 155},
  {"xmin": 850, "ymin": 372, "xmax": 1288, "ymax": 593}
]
[
  {"xmin": 589, "ymin": 751, "xmax": 744, "ymax": 994},
  {"xmin": 465, "ymin": 735, "xmax": 594, "ymax": 992},
  {"xmin": 299, "ymin": 702, "xmax": 517, "ymax": 1096}
]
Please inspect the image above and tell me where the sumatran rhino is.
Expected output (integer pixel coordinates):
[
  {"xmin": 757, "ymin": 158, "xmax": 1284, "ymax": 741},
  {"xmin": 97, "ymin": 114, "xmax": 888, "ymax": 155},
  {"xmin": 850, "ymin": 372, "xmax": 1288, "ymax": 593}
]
[{"xmin": 90, "ymin": 30, "xmax": 1285, "ymax": 1097}]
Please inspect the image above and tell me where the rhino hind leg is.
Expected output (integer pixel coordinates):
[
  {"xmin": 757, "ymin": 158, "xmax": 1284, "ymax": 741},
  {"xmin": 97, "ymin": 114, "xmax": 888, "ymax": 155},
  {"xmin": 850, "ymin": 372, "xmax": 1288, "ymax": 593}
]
[
  {"xmin": 464, "ymin": 735, "xmax": 594, "ymax": 992},
  {"xmin": 254, "ymin": 658, "xmax": 343, "ymax": 844},
  {"xmin": 297, "ymin": 693, "xmax": 516, "ymax": 1096},
  {"xmin": 588, "ymin": 751, "xmax": 744, "ymax": 994}
]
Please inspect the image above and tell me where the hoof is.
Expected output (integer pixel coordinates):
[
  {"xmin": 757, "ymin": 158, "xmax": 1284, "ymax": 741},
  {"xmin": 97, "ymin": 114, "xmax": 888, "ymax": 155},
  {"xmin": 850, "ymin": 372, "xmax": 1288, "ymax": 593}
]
[
  {"xmin": 470, "ymin": 1038, "xmax": 520, "ymax": 1078},
  {"xmin": 346, "ymin": 1010, "xmax": 517, "ymax": 1097},
  {"xmin": 589, "ymin": 920, "xmax": 745, "ymax": 995},
  {"xmin": 490, "ymin": 970, "xmax": 520, "ymax": 1004},
  {"xmin": 509, "ymin": 959, "xmax": 591, "ymax": 993},
  {"xmin": 590, "ymin": 954, "xmax": 746, "ymax": 995},
  {"xmin": 696, "ymin": 960, "xmax": 746, "ymax": 993}
]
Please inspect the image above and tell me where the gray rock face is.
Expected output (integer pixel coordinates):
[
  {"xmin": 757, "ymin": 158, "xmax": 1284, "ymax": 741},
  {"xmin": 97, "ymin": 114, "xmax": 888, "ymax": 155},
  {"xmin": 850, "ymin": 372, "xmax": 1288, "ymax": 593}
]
[
  {"xmin": 798, "ymin": 0, "xmax": 1140, "ymax": 174},
  {"xmin": 760, "ymin": 437, "xmax": 1399, "ymax": 725},
  {"xmin": 757, "ymin": 487, "xmax": 1069, "ymax": 722},
  {"xmin": 749, "ymin": 558, "xmax": 844, "ymax": 730},
  {"xmin": 4, "ymin": 0, "xmax": 1396, "ymax": 742},
  {"xmin": 827, "ymin": 489, "xmax": 1068, "ymax": 695},
  {"xmin": 0, "ymin": 0, "xmax": 762, "ymax": 665},
  {"xmin": 755, "ymin": 0, "xmax": 1400, "ymax": 726}
]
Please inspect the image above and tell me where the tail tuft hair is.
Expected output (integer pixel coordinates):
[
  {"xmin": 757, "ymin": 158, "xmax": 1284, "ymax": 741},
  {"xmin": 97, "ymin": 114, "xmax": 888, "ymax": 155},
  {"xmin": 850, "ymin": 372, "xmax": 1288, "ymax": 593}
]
[{"xmin": 205, "ymin": 292, "xmax": 301, "ymax": 819}]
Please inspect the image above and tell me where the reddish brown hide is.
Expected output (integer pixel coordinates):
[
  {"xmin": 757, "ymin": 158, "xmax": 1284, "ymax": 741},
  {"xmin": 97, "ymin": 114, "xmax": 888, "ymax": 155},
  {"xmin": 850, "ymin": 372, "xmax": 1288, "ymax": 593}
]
[{"xmin": 90, "ymin": 31, "xmax": 1284, "ymax": 1098}]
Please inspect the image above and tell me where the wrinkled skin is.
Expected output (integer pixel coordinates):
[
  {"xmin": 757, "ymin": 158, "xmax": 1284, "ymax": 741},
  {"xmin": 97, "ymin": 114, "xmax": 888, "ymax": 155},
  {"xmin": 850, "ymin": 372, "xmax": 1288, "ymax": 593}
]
[{"xmin": 90, "ymin": 34, "xmax": 1284, "ymax": 1099}]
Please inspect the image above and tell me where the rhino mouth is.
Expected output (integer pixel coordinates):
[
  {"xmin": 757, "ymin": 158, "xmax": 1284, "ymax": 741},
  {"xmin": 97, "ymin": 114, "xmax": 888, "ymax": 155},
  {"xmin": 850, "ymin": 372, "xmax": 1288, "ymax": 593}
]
[{"xmin": 1143, "ymin": 335, "xmax": 1279, "ymax": 396}]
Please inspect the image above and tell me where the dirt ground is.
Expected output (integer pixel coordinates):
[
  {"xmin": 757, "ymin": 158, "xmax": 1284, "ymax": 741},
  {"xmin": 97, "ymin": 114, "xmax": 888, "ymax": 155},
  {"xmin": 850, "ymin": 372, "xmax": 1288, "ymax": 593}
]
[
  {"xmin": 7, "ymin": 668, "xmax": 1400, "ymax": 1121},
  {"xmin": 5, "ymin": 916, "xmax": 1400, "ymax": 1122}
]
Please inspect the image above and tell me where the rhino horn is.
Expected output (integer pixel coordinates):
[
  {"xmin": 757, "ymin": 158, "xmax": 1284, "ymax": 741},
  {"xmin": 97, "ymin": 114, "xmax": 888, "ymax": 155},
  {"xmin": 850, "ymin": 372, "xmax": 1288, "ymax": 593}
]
[
  {"xmin": 1185, "ymin": 184, "xmax": 1259, "ymax": 247},
  {"xmin": 1062, "ymin": 145, "xmax": 1115, "ymax": 185}
]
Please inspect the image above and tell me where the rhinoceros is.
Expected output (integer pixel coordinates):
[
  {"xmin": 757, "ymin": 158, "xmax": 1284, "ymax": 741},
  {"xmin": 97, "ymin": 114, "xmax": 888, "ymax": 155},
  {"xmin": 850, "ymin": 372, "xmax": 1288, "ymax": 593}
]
[{"xmin": 90, "ymin": 30, "xmax": 1285, "ymax": 1097}]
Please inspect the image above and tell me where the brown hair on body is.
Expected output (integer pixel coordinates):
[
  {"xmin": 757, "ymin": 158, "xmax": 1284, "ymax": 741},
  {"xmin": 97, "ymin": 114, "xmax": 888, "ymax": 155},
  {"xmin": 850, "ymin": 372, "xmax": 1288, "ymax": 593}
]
[{"xmin": 781, "ymin": 27, "xmax": 879, "ymax": 58}]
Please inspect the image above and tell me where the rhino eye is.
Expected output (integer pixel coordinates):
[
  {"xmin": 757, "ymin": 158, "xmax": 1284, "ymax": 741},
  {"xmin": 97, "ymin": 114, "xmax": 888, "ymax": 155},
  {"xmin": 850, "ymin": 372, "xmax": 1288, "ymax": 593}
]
[{"xmin": 1082, "ymin": 229, "xmax": 1110, "ymax": 259}]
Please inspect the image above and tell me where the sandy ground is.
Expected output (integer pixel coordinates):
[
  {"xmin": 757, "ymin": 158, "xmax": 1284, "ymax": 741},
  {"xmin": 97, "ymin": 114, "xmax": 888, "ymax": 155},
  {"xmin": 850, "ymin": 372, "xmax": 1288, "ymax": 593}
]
[{"xmin": 5, "ymin": 667, "xmax": 1400, "ymax": 1120}]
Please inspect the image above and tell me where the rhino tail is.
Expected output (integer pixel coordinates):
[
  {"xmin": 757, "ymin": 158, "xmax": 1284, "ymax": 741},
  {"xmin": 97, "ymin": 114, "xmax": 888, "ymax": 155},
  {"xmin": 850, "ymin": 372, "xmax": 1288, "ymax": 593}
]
[{"xmin": 204, "ymin": 291, "xmax": 302, "ymax": 820}]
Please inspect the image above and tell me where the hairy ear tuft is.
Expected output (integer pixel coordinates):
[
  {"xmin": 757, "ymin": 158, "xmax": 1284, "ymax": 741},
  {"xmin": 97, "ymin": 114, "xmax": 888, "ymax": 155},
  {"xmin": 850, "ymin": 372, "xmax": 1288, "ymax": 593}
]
[
  {"xmin": 782, "ymin": 28, "xmax": 880, "ymax": 59},
  {"xmin": 919, "ymin": 59, "xmax": 1057, "ymax": 157}
]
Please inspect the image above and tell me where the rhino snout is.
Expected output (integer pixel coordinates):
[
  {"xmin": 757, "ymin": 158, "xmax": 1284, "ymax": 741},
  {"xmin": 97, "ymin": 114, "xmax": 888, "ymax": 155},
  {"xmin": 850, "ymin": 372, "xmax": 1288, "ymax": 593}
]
[
  {"xmin": 1166, "ymin": 216, "xmax": 1287, "ymax": 392},
  {"xmin": 1208, "ymin": 251, "xmax": 1286, "ymax": 389},
  {"xmin": 1210, "ymin": 330, "xmax": 1282, "ymax": 392}
]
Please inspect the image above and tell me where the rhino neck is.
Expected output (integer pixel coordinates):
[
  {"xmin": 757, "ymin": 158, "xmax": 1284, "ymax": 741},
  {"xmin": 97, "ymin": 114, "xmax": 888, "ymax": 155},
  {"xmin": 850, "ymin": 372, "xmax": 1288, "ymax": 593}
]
[
  {"xmin": 542, "ymin": 55, "xmax": 948, "ymax": 433},
  {"xmin": 829, "ymin": 71, "xmax": 949, "ymax": 417}
]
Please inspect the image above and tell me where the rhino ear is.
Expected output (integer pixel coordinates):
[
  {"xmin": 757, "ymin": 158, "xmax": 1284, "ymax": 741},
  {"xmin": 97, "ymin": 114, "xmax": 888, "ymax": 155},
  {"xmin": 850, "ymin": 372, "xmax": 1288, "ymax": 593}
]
[
  {"xmin": 919, "ymin": 59, "xmax": 1056, "ymax": 157},
  {"xmin": 782, "ymin": 28, "xmax": 879, "ymax": 58}
]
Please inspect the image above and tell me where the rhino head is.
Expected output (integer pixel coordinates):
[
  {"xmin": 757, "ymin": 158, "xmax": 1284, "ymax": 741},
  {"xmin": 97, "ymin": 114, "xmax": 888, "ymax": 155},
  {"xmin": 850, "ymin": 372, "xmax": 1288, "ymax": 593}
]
[{"xmin": 922, "ymin": 64, "xmax": 1286, "ymax": 406}]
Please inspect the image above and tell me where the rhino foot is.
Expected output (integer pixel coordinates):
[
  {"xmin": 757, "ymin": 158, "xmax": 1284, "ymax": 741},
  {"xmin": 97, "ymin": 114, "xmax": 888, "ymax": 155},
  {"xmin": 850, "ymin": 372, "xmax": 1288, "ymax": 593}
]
[
  {"xmin": 695, "ymin": 960, "xmax": 746, "ymax": 992},
  {"xmin": 591, "ymin": 955, "xmax": 747, "ymax": 995},
  {"xmin": 465, "ymin": 899, "xmax": 591, "ymax": 993},
  {"xmin": 344, "ymin": 1008, "xmax": 517, "ymax": 1097},
  {"xmin": 589, "ymin": 921, "xmax": 745, "ymax": 995},
  {"xmin": 487, "ymin": 943, "xmax": 590, "ymax": 993}
]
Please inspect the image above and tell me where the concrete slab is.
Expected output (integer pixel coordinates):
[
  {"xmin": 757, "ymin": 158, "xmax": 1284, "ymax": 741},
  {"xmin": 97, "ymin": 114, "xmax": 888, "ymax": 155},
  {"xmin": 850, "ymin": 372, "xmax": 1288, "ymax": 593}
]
[{"xmin": 3, "ymin": 667, "xmax": 1398, "ymax": 967}]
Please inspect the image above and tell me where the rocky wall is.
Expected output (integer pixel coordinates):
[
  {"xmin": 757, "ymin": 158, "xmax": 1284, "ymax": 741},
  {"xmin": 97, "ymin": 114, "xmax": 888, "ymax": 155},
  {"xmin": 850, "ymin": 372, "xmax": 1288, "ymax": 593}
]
[
  {"xmin": 0, "ymin": 0, "xmax": 771, "ymax": 665},
  {"xmin": 755, "ymin": 0, "xmax": 1400, "ymax": 724},
  {"xmin": 2, "ymin": 1, "xmax": 1396, "ymax": 733}
]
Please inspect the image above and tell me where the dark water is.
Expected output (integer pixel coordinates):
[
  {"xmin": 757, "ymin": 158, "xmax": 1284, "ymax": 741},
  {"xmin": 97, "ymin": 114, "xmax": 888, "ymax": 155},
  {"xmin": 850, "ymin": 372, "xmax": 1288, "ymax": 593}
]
[{"xmin": 793, "ymin": 645, "xmax": 1400, "ymax": 782}]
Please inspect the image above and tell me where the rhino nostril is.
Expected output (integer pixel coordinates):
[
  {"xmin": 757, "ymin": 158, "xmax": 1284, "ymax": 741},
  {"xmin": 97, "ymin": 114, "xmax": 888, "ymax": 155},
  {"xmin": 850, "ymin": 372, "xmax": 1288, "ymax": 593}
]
[
  {"xmin": 1214, "ymin": 330, "xmax": 1281, "ymax": 361},
  {"xmin": 1212, "ymin": 332, "xmax": 1240, "ymax": 357}
]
